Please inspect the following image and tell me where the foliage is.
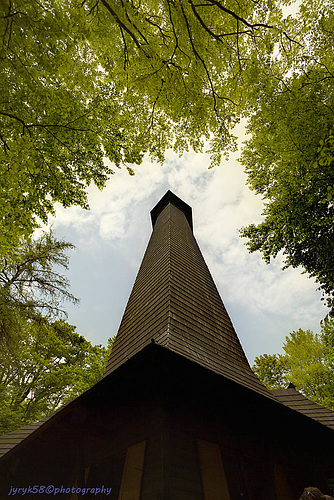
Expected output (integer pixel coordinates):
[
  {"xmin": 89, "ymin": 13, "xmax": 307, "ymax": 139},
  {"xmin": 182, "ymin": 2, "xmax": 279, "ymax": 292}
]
[
  {"xmin": 0, "ymin": 231, "xmax": 77, "ymax": 332},
  {"xmin": 0, "ymin": 0, "xmax": 147, "ymax": 255},
  {"xmin": 1, "ymin": 0, "xmax": 333, "ymax": 309},
  {"xmin": 240, "ymin": 0, "xmax": 334, "ymax": 312},
  {"xmin": 0, "ymin": 0, "xmax": 295, "ymax": 256},
  {"xmin": 252, "ymin": 319, "xmax": 334, "ymax": 410},
  {"xmin": 88, "ymin": 0, "xmax": 287, "ymax": 163},
  {"xmin": 252, "ymin": 353, "xmax": 288, "ymax": 390},
  {"xmin": 0, "ymin": 315, "xmax": 114, "ymax": 435}
]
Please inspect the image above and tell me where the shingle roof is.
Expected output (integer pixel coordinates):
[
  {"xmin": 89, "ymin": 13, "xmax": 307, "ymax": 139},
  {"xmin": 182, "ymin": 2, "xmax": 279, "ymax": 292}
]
[
  {"xmin": 104, "ymin": 191, "xmax": 272, "ymax": 399},
  {"xmin": 0, "ymin": 416, "xmax": 51, "ymax": 459},
  {"xmin": 0, "ymin": 400, "xmax": 71, "ymax": 459},
  {"xmin": 270, "ymin": 388, "xmax": 334, "ymax": 430}
]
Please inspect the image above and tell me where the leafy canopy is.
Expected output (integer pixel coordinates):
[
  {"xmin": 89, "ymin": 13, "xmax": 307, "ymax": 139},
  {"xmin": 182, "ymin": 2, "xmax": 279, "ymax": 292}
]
[
  {"xmin": 0, "ymin": 0, "xmax": 293, "ymax": 255},
  {"xmin": 1, "ymin": 0, "xmax": 142, "ymax": 254}
]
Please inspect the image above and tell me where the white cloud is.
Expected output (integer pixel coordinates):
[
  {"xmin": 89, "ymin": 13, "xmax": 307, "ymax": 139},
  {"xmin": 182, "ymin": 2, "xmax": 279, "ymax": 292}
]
[{"xmin": 99, "ymin": 211, "xmax": 127, "ymax": 240}]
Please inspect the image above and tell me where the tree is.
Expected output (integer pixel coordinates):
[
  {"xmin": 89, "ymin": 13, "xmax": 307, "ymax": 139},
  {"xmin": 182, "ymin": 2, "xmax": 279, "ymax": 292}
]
[
  {"xmin": 0, "ymin": 0, "xmax": 294, "ymax": 256},
  {"xmin": 240, "ymin": 0, "xmax": 334, "ymax": 312},
  {"xmin": 0, "ymin": 315, "xmax": 114, "ymax": 435},
  {"xmin": 252, "ymin": 319, "xmax": 334, "ymax": 410},
  {"xmin": 0, "ymin": 231, "xmax": 78, "ymax": 341},
  {"xmin": 251, "ymin": 353, "xmax": 288, "ymax": 390}
]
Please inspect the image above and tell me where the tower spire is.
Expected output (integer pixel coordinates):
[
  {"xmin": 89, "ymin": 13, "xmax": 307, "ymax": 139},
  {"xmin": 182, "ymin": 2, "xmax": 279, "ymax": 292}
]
[{"xmin": 104, "ymin": 191, "xmax": 267, "ymax": 396}]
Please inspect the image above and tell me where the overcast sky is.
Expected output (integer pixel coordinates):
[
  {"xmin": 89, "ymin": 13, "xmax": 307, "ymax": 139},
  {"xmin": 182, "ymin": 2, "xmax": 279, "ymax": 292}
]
[{"xmin": 49, "ymin": 123, "xmax": 328, "ymax": 365}]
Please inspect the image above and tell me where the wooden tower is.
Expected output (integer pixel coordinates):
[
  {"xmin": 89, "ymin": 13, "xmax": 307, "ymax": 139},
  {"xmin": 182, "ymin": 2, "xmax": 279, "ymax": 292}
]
[{"xmin": 1, "ymin": 191, "xmax": 334, "ymax": 499}]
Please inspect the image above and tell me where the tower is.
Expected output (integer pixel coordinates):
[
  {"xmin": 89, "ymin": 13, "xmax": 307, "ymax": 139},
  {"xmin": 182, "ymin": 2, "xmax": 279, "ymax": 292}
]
[{"xmin": 1, "ymin": 191, "xmax": 334, "ymax": 499}]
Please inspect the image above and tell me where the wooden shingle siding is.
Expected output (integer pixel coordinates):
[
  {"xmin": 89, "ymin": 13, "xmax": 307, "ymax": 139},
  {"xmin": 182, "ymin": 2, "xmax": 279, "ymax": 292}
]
[{"xmin": 104, "ymin": 196, "xmax": 272, "ymax": 400}]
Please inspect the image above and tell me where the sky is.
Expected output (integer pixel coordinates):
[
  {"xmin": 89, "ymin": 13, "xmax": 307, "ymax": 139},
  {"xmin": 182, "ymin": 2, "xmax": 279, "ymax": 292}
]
[{"xmin": 49, "ymin": 123, "xmax": 328, "ymax": 366}]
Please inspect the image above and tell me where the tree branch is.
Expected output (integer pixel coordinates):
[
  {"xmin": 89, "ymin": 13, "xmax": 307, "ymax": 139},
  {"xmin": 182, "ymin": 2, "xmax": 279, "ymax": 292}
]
[
  {"xmin": 120, "ymin": 0, "xmax": 149, "ymax": 45},
  {"xmin": 0, "ymin": 111, "xmax": 31, "ymax": 135},
  {"xmin": 99, "ymin": 0, "xmax": 141, "ymax": 48},
  {"xmin": 147, "ymin": 79, "xmax": 164, "ymax": 133},
  {"xmin": 180, "ymin": 3, "xmax": 236, "ymax": 114},
  {"xmin": 198, "ymin": 0, "xmax": 273, "ymax": 30}
]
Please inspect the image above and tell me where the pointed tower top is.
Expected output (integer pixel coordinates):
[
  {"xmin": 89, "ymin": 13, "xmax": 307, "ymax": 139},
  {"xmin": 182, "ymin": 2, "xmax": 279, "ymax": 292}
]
[
  {"xmin": 104, "ymin": 191, "xmax": 270, "ymax": 398},
  {"xmin": 151, "ymin": 190, "xmax": 193, "ymax": 231}
]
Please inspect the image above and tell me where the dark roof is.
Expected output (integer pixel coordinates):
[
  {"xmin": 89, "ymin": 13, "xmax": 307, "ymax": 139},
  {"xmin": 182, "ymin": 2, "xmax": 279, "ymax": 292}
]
[
  {"xmin": 150, "ymin": 190, "xmax": 193, "ymax": 231},
  {"xmin": 0, "ymin": 415, "xmax": 52, "ymax": 459},
  {"xmin": 104, "ymin": 192, "xmax": 272, "ymax": 399},
  {"xmin": 0, "ymin": 399, "xmax": 75, "ymax": 460},
  {"xmin": 270, "ymin": 388, "xmax": 334, "ymax": 430}
]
